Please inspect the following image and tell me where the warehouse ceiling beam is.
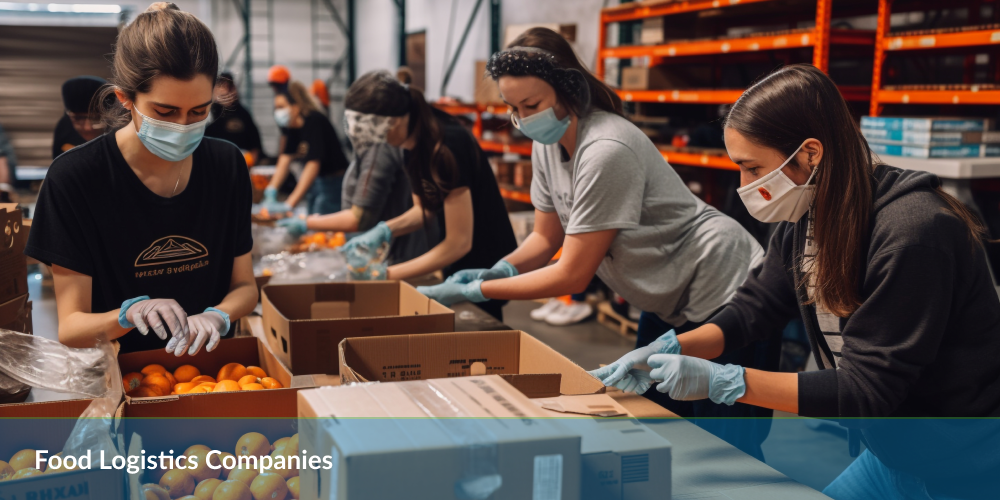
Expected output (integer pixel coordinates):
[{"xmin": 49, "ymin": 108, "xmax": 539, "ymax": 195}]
[
  {"xmin": 489, "ymin": 0, "xmax": 500, "ymax": 55},
  {"xmin": 440, "ymin": 0, "xmax": 485, "ymax": 97}
]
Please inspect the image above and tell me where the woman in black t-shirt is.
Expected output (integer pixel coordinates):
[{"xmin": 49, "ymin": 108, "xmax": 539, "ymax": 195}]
[
  {"xmin": 261, "ymin": 80, "xmax": 348, "ymax": 216},
  {"xmin": 341, "ymin": 71, "xmax": 516, "ymax": 320},
  {"xmin": 25, "ymin": 3, "xmax": 257, "ymax": 356}
]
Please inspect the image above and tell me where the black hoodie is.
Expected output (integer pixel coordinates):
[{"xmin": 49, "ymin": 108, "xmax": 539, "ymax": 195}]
[{"xmin": 710, "ymin": 165, "xmax": 1000, "ymax": 487}]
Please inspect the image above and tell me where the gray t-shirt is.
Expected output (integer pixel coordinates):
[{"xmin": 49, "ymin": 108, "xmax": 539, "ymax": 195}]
[{"xmin": 531, "ymin": 111, "xmax": 764, "ymax": 325}]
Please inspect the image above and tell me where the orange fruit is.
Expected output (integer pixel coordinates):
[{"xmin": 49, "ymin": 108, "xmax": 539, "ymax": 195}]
[
  {"xmin": 187, "ymin": 385, "xmax": 213, "ymax": 394},
  {"xmin": 286, "ymin": 477, "xmax": 299, "ymax": 499},
  {"xmin": 194, "ymin": 478, "xmax": 222, "ymax": 500},
  {"xmin": 124, "ymin": 372, "xmax": 145, "ymax": 391},
  {"xmin": 9, "ymin": 449, "xmax": 37, "ymax": 471},
  {"xmin": 227, "ymin": 467, "xmax": 258, "ymax": 487},
  {"xmin": 142, "ymin": 374, "xmax": 172, "ymax": 395},
  {"xmin": 188, "ymin": 450, "xmax": 220, "ymax": 482},
  {"xmin": 160, "ymin": 469, "xmax": 195, "ymax": 498},
  {"xmin": 147, "ymin": 464, "xmax": 172, "ymax": 484},
  {"xmin": 143, "ymin": 484, "xmax": 172, "ymax": 500},
  {"xmin": 174, "ymin": 365, "xmax": 201, "ymax": 383},
  {"xmin": 266, "ymin": 449, "xmax": 295, "ymax": 480},
  {"xmin": 237, "ymin": 375, "xmax": 260, "ymax": 387},
  {"xmin": 271, "ymin": 437, "xmax": 290, "ymax": 454},
  {"xmin": 218, "ymin": 453, "xmax": 236, "ymax": 477},
  {"xmin": 259, "ymin": 378, "xmax": 282, "ymax": 389},
  {"xmin": 235, "ymin": 432, "xmax": 270, "ymax": 459},
  {"xmin": 245, "ymin": 366, "xmax": 267, "ymax": 379},
  {"xmin": 175, "ymin": 382, "xmax": 199, "ymax": 394},
  {"xmin": 12, "ymin": 468, "xmax": 42, "ymax": 479},
  {"xmin": 217, "ymin": 363, "xmax": 247, "ymax": 382},
  {"xmin": 241, "ymin": 383, "xmax": 264, "ymax": 391},
  {"xmin": 142, "ymin": 364, "xmax": 168, "ymax": 376},
  {"xmin": 43, "ymin": 452, "xmax": 79, "ymax": 474},
  {"xmin": 164, "ymin": 371, "xmax": 178, "ymax": 387},
  {"xmin": 213, "ymin": 380, "xmax": 241, "ymax": 392},
  {"xmin": 211, "ymin": 480, "xmax": 251, "ymax": 500},
  {"xmin": 177, "ymin": 497, "xmax": 200, "ymax": 500},
  {"xmin": 183, "ymin": 445, "xmax": 210, "ymax": 456},
  {"xmin": 284, "ymin": 434, "xmax": 299, "ymax": 456},
  {"xmin": 191, "ymin": 375, "xmax": 216, "ymax": 384},
  {"xmin": 0, "ymin": 460, "xmax": 13, "ymax": 480},
  {"xmin": 250, "ymin": 473, "xmax": 287, "ymax": 500}
]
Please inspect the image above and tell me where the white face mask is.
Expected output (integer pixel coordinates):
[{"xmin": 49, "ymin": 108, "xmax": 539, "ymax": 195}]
[{"xmin": 736, "ymin": 142, "xmax": 818, "ymax": 223}]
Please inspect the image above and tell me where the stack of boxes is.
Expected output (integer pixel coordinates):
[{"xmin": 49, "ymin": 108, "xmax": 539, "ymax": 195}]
[
  {"xmin": 861, "ymin": 116, "xmax": 1000, "ymax": 158},
  {"xmin": 0, "ymin": 203, "xmax": 31, "ymax": 335}
]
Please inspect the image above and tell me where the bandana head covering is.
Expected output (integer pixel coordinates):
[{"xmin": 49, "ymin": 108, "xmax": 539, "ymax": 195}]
[
  {"xmin": 344, "ymin": 109, "xmax": 394, "ymax": 158},
  {"xmin": 485, "ymin": 46, "xmax": 590, "ymax": 115}
]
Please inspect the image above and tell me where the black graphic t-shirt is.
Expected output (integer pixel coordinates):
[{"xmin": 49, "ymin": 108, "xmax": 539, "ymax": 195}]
[
  {"xmin": 281, "ymin": 112, "xmax": 349, "ymax": 177},
  {"xmin": 26, "ymin": 134, "xmax": 253, "ymax": 353}
]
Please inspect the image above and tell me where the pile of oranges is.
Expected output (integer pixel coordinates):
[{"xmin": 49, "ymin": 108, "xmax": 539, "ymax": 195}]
[
  {"xmin": 124, "ymin": 363, "xmax": 284, "ymax": 398},
  {"xmin": 141, "ymin": 432, "xmax": 300, "ymax": 500},
  {"xmin": 290, "ymin": 231, "xmax": 345, "ymax": 253},
  {"xmin": 0, "ymin": 449, "xmax": 79, "ymax": 482}
]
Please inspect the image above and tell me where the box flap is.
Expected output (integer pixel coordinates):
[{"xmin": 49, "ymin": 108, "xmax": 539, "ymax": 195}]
[
  {"xmin": 535, "ymin": 394, "xmax": 630, "ymax": 417},
  {"xmin": 517, "ymin": 332, "xmax": 605, "ymax": 395}
]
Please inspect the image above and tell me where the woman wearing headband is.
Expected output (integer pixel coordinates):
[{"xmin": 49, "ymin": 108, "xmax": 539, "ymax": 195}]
[
  {"xmin": 416, "ymin": 27, "xmax": 774, "ymax": 457},
  {"xmin": 340, "ymin": 70, "xmax": 516, "ymax": 321}
]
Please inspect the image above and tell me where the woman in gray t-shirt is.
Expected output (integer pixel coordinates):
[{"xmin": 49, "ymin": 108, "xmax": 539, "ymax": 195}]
[{"xmin": 417, "ymin": 28, "xmax": 777, "ymax": 459}]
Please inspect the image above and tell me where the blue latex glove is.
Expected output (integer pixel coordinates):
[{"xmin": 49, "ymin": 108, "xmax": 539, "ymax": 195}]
[
  {"xmin": 416, "ymin": 280, "xmax": 486, "ymax": 306},
  {"xmin": 446, "ymin": 260, "xmax": 518, "ymax": 284},
  {"xmin": 647, "ymin": 354, "xmax": 746, "ymax": 406},
  {"xmin": 277, "ymin": 216, "xmax": 308, "ymax": 238},
  {"xmin": 262, "ymin": 186, "xmax": 291, "ymax": 214},
  {"xmin": 342, "ymin": 221, "xmax": 392, "ymax": 253},
  {"xmin": 349, "ymin": 260, "xmax": 388, "ymax": 281},
  {"xmin": 586, "ymin": 367, "xmax": 654, "ymax": 394},
  {"xmin": 589, "ymin": 330, "xmax": 680, "ymax": 391}
]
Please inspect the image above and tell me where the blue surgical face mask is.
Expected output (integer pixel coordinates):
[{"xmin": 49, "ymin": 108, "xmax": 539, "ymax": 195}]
[
  {"xmin": 274, "ymin": 107, "xmax": 291, "ymax": 128},
  {"xmin": 134, "ymin": 107, "xmax": 207, "ymax": 162},
  {"xmin": 511, "ymin": 106, "xmax": 570, "ymax": 145}
]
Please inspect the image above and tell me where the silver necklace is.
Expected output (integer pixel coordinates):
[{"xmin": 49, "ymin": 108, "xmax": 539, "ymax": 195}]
[{"xmin": 170, "ymin": 162, "xmax": 183, "ymax": 197}]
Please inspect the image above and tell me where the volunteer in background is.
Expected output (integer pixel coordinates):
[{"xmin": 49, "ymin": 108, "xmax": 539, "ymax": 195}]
[
  {"xmin": 53, "ymin": 76, "xmax": 107, "ymax": 158},
  {"xmin": 205, "ymin": 71, "xmax": 262, "ymax": 164},
  {"xmin": 645, "ymin": 64, "xmax": 1000, "ymax": 498},
  {"xmin": 0, "ymin": 122, "xmax": 15, "ymax": 196},
  {"xmin": 25, "ymin": 3, "xmax": 257, "ymax": 356},
  {"xmin": 417, "ymin": 28, "xmax": 774, "ymax": 457},
  {"xmin": 267, "ymin": 64, "xmax": 291, "ymax": 95},
  {"xmin": 342, "ymin": 70, "xmax": 516, "ymax": 321},
  {"xmin": 310, "ymin": 79, "xmax": 330, "ymax": 115},
  {"xmin": 262, "ymin": 81, "xmax": 348, "ymax": 215}
]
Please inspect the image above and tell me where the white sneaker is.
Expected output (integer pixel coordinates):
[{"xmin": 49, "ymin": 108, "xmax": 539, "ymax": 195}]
[
  {"xmin": 545, "ymin": 302, "xmax": 593, "ymax": 326},
  {"xmin": 530, "ymin": 299, "xmax": 564, "ymax": 321}
]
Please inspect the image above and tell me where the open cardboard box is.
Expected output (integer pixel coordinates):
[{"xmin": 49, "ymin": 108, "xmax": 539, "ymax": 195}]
[
  {"xmin": 339, "ymin": 330, "xmax": 605, "ymax": 398},
  {"xmin": 119, "ymin": 336, "xmax": 313, "ymax": 418},
  {"xmin": 0, "ymin": 293, "xmax": 32, "ymax": 334},
  {"xmin": 0, "ymin": 399, "xmax": 127, "ymax": 500},
  {"xmin": 262, "ymin": 281, "xmax": 455, "ymax": 375},
  {"xmin": 0, "ymin": 203, "xmax": 29, "ymax": 306}
]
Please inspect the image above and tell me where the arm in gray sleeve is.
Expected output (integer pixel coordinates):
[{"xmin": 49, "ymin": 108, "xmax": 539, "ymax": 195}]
[{"xmin": 350, "ymin": 144, "xmax": 405, "ymax": 231}]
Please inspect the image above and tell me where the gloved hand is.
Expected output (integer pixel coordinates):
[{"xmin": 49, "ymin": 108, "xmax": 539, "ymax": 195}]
[
  {"xmin": 592, "ymin": 330, "xmax": 680, "ymax": 389},
  {"xmin": 277, "ymin": 216, "xmax": 308, "ymax": 238},
  {"xmin": 349, "ymin": 260, "xmax": 388, "ymax": 281},
  {"xmin": 121, "ymin": 297, "xmax": 188, "ymax": 342},
  {"xmin": 342, "ymin": 221, "xmax": 392, "ymax": 253},
  {"xmin": 416, "ymin": 280, "xmax": 486, "ymax": 306},
  {"xmin": 588, "ymin": 366, "xmax": 654, "ymax": 394},
  {"xmin": 647, "ymin": 354, "xmax": 746, "ymax": 406},
  {"xmin": 261, "ymin": 186, "xmax": 291, "ymax": 214},
  {"xmin": 168, "ymin": 308, "xmax": 230, "ymax": 356},
  {"xmin": 446, "ymin": 260, "xmax": 518, "ymax": 284}
]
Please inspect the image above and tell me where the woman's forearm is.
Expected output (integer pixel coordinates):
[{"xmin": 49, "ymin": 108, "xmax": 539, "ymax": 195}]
[
  {"xmin": 285, "ymin": 160, "xmax": 320, "ymax": 208},
  {"xmin": 267, "ymin": 154, "xmax": 292, "ymax": 191},
  {"xmin": 388, "ymin": 234, "xmax": 471, "ymax": 280},
  {"xmin": 307, "ymin": 209, "xmax": 360, "ymax": 233},
  {"xmin": 480, "ymin": 261, "xmax": 591, "ymax": 300},
  {"xmin": 58, "ymin": 310, "xmax": 129, "ymax": 348},
  {"xmin": 213, "ymin": 281, "xmax": 258, "ymax": 323},
  {"xmin": 738, "ymin": 369, "xmax": 799, "ymax": 414},
  {"xmin": 384, "ymin": 204, "xmax": 426, "ymax": 238},
  {"xmin": 502, "ymin": 232, "xmax": 561, "ymax": 274},
  {"xmin": 676, "ymin": 324, "xmax": 727, "ymax": 359}
]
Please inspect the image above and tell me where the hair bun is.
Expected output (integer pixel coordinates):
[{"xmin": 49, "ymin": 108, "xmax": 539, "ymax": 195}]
[{"xmin": 146, "ymin": 2, "xmax": 179, "ymax": 12}]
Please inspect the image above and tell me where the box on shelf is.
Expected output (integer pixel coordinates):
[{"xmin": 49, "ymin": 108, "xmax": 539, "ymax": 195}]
[
  {"xmin": 639, "ymin": 16, "xmax": 699, "ymax": 45},
  {"xmin": 868, "ymin": 142, "xmax": 996, "ymax": 158},
  {"xmin": 475, "ymin": 60, "xmax": 503, "ymax": 104},
  {"xmin": 0, "ymin": 399, "xmax": 126, "ymax": 500},
  {"xmin": 620, "ymin": 65, "xmax": 711, "ymax": 90},
  {"xmin": 298, "ymin": 375, "xmax": 582, "ymax": 500},
  {"xmin": 0, "ymin": 293, "xmax": 31, "ymax": 334},
  {"xmin": 861, "ymin": 116, "xmax": 993, "ymax": 132},
  {"xmin": 262, "ymin": 281, "xmax": 455, "ymax": 375},
  {"xmin": 0, "ymin": 203, "xmax": 29, "ymax": 306},
  {"xmin": 119, "ymin": 336, "xmax": 311, "ymax": 418},
  {"xmin": 339, "ymin": 330, "xmax": 605, "ymax": 397}
]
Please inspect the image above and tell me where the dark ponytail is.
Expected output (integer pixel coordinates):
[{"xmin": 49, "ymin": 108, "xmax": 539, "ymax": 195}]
[{"xmin": 345, "ymin": 70, "xmax": 459, "ymax": 211}]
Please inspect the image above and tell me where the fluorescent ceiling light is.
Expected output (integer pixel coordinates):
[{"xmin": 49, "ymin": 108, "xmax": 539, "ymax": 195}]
[{"xmin": 0, "ymin": 3, "xmax": 121, "ymax": 13}]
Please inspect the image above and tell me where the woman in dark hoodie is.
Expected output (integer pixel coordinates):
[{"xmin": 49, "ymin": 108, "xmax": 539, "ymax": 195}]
[{"xmin": 636, "ymin": 64, "xmax": 1000, "ymax": 498}]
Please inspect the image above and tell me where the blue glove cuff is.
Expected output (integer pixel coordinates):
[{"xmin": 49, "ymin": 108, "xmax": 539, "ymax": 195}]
[
  {"xmin": 491, "ymin": 260, "xmax": 518, "ymax": 278},
  {"xmin": 205, "ymin": 307, "xmax": 232, "ymax": 336},
  {"xmin": 651, "ymin": 329, "xmax": 681, "ymax": 355},
  {"xmin": 708, "ymin": 364, "xmax": 746, "ymax": 406},
  {"xmin": 119, "ymin": 295, "xmax": 150, "ymax": 329},
  {"xmin": 466, "ymin": 280, "xmax": 487, "ymax": 303}
]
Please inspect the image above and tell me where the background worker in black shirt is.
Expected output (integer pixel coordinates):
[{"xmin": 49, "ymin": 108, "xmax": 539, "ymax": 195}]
[
  {"xmin": 262, "ymin": 80, "xmax": 349, "ymax": 215},
  {"xmin": 52, "ymin": 76, "xmax": 107, "ymax": 159},
  {"xmin": 341, "ymin": 71, "xmax": 516, "ymax": 321},
  {"xmin": 205, "ymin": 72, "xmax": 262, "ymax": 165},
  {"xmin": 25, "ymin": 3, "xmax": 257, "ymax": 356}
]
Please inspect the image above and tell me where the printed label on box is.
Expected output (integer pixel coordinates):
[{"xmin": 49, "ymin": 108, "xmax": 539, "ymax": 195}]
[{"xmin": 533, "ymin": 454, "xmax": 563, "ymax": 500}]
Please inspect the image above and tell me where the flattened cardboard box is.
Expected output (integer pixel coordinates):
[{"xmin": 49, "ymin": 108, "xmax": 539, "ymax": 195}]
[
  {"xmin": 0, "ymin": 399, "xmax": 127, "ymax": 500},
  {"xmin": 261, "ymin": 281, "xmax": 454, "ymax": 375},
  {"xmin": 339, "ymin": 330, "xmax": 605, "ymax": 397},
  {"xmin": 298, "ymin": 375, "xmax": 582, "ymax": 500},
  {"xmin": 0, "ymin": 204, "xmax": 29, "ymax": 306},
  {"xmin": 119, "ymin": 336, "xmax": 311, "ymax": 418}
]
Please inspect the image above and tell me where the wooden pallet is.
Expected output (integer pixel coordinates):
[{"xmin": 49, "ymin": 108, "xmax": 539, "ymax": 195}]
[{"xmin": 596, "ymin": 301, "xmax": 638, "ymax": 338}]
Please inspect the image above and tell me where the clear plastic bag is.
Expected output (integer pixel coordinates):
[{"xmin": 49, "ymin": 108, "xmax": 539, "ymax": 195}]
[
  {"xmin": 345, "ymin": 241, "xmax": 390, "ymax": 280},
  {"xmin": 251, "ymin": 223, "xmax": 294, "ymax": 260},
  {"xmin": 256, "ymin": 249, "xmax": 350, "ymax": 284}
]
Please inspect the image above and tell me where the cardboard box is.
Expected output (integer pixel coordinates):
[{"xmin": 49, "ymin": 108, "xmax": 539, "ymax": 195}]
[
  {"xmin": 475, "ymin": 60, "xmax": 503, "ymax": 105},
  {"xmin": 339, "ymin": 330, "xmax": 605, "ymax": 397},
  {"xmin": 639, "ymin": 15, "xmax": 699, "ymax": 45},
  {"xmin": 0, "ymin": 204, "xmax": 29, "ymax": 306},
  {"xmin": 0, "ymin": 399, "xmax": 127, "ymax": 500},
  {"xmin": 262, "ymin": 281, "xmax": 454, "ymax": 375},
  {"xmin": 0, "ymin": 293, "xmax": 32, "ymax": 334},
  {"xmin": 119, "ymin": 336, "xmax": 310, "ymax": 418},
  {"xmin": 621, "ymin": 65, "xmax": 712, "ymax": 90},
  {"xmin": 298, "ymin": 375, "xmax": 582, "ymax": 500},
  {"xmin": 577, "ymin": 418, "xmax": 672, "ymax": 500}
]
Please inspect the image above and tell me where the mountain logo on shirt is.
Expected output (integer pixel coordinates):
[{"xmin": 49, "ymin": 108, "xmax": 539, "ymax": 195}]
[{"xmin": 135, "ymin": 236, "xmax": 209, "ymax": 267}]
